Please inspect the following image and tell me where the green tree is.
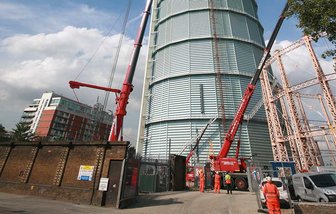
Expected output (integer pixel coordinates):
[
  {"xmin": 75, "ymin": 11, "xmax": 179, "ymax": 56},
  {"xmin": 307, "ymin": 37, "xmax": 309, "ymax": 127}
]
[
  {"xmin": 11, "ymin": 123, "xmax": 33, "ymax": 142},
  {"xmin": 126, "ymin": 146, "xmax": 141, "ymax": 160},
  {"xmin": 287, "ymin": 0, "xmax": 336, "ymax": 58},
  {"xmin": 0, "ymin": 124, "xmax": 10, "ymax": 142}
]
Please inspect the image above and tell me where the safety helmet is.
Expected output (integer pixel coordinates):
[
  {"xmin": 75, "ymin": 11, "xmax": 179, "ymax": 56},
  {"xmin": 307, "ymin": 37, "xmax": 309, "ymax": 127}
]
[{"xmin": 266, "ymin": 176, "xmax": 272, "ymax": 182}]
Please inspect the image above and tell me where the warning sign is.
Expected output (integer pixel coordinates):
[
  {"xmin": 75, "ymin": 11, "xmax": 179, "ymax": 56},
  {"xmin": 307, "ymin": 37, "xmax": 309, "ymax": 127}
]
[
  {"xmin": 98, "ymin": 178, "xmax": 109, "ymax": 191},
  {"xmin": 77, "ymin": 165, "xmax": 94, "ymax": 181}
]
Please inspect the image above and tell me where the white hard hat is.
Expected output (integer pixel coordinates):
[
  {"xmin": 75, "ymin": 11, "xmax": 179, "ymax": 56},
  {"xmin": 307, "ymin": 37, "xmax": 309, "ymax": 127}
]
[{"xmin": 266, "ymin": 176, "xmax": 272, "ymax": 182}]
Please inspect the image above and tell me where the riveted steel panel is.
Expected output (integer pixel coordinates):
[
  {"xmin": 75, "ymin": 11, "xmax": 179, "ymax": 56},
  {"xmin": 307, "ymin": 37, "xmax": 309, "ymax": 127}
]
[{"xmin": 138, "ymin": 0, "xmax": 274, "ymax": 167}]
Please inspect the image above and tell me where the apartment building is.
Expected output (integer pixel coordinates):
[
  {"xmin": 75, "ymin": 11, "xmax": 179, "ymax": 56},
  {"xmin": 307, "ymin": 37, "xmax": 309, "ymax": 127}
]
[{"xmin": 21, "ymin": 92, "xmax": 112, "ymax": 141}]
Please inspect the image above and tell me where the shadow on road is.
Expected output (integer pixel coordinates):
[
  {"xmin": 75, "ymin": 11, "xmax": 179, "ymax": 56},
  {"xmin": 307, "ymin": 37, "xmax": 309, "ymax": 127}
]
[{"xmin": 126, "ymin": 193, "xmax": 183, "ymax": 209}]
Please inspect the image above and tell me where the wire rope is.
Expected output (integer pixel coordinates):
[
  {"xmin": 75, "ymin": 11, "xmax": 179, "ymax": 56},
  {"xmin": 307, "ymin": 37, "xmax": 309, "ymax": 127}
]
[
  {"xmin": 73, "ymin": 7, "xmax": 125, "ymax": 81},
  {"xmin": 102, "ymin": 0, "xmax": 132, "ymax": 111}
]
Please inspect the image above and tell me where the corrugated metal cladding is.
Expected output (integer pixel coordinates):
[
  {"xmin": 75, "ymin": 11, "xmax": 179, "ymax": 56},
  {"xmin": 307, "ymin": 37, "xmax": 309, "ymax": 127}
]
[{"xmin": 137, "ymin": 0, "xmax": 274, "ymax": 167}]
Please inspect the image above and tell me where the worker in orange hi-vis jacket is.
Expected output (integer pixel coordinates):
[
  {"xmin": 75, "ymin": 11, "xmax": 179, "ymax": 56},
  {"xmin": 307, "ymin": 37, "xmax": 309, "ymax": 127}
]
[
  {"xmin": 262, "ymin": 176, "xmax": 281, "ymax": 214},
  {"xmin": 214, "ymin": 171, "xmax": 221, "ymax": 193},
  {"xmin": 199, "ymin": 169, "xmax": 205, "ymax": 192}
]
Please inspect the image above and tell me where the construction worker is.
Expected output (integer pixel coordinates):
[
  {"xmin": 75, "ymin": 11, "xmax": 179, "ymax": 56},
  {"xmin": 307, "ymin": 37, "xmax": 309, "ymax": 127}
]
[
  {"xmin": 199, "ymin": 169, "xmax": 205, "ymax": 192},
  {"xmin": 262, "ymin": 176, "xmax": 281, "ymax": 214},
  {"xmin": 214, "ymin": 171, "xmax": 221, "ymax": 193},
  {"xmin": 225, "ymin": 172, "xmax": 233, "ymax": 194}
]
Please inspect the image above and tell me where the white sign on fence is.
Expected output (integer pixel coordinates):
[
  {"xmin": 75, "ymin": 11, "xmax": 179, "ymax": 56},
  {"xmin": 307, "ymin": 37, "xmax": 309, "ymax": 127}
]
[{"xmin": 98, "ymin": 178, "xmax": 109, "ymax": 191}]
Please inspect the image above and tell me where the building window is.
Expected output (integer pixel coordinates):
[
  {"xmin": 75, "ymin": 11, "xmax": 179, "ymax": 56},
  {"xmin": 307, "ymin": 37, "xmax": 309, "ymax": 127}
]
[
  {"xmin": 200, "ymin": 84, "xmax": 205, "ymax": 114},
  {"xmin": 50, "ymin": 98, "xmax": 60, "ymax": 106}
]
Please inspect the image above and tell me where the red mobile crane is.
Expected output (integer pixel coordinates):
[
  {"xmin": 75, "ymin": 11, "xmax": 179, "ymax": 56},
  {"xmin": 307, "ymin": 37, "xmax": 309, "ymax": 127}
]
[
  {"xmin": 69, "ymin": 0, "xmax": 153, "ymax": 142},
  {"xmin": 184, "ymin": 118, "xmax": 217, "ymax": 182},
  {"xmin": 209, "ymin": 3, "xmax": 289, "ymax": 190}
]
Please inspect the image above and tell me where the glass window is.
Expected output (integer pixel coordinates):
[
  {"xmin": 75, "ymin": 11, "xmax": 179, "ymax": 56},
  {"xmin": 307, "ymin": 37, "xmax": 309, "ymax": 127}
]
[
  {"xmin": 309, "ymin": 173, "xmax": 336, "ymax": 188},
  {"xmin": 303, "ymin": 177, "xmax": 313, "ymax": 188},
  {"xmin": 50, "ymin": 98, "xmax": 60, "ymax": 105}
]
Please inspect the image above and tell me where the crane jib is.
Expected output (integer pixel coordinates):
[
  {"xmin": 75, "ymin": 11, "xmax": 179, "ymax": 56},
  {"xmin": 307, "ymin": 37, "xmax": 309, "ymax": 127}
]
[
  {"xmin": 218, "ymin": 2, "xmax": 288, "ymax": 159},
  {"xmin": 110, "ymin": 0, "xmax": 153, "ymax": 141}
]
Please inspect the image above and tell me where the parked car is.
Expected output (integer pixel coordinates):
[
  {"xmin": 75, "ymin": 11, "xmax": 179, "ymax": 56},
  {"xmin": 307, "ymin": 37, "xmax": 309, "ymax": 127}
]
[
  {"xmin": 259, "ymin": 177, "xmax": 289, "ymax": 206},
  {"xmin": 292, "ymin": 172, "xmax": 336, "ymax": 202}
]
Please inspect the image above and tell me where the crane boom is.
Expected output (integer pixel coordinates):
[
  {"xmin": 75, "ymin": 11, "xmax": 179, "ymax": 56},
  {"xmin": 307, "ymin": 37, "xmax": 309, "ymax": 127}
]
[
  {"xmin": 69, "ymin": 81, "xmax": 121, "ymax": 94},
  {"xmin": 109, "ymin": 0, "xmax": 153, "ymax": 141},
  {"xmin": 218, "ymin": 3, "xmax": 288, "ymax": 158},
  {"xmin": 185, "ymin": 118, "xmax": 217, "ymax": 164},
  {"xmin": 69, "ymin": 0, "xmax": 153, "ymax": 142}
]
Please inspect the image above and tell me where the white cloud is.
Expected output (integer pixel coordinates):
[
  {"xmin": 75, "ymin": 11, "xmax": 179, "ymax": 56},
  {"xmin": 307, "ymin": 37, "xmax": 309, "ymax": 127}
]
[
  {"xmin": 0, "ymin": 89, "xmax": 9, "ymax": 101},
  {"xmin": 79, "ymin": 4, "xmax": 96, "ymax": 14},
  {"xmin": 267, "ymin": 39, "xmax": 335, "ymax": 133},
  {"xmin": 0, "ymin": 26, "xmax": 148, "ymax": 140},
  {"xmin": 270, "ymin": 39, "xmax": 334, "ymax": 86},
  {"xmin": 0, "ymin": 2, "xmax": 34, "ymax": 20},
  {"xmin": 0, "ymin": 1, "xmax": 118, "ymax": 39}
]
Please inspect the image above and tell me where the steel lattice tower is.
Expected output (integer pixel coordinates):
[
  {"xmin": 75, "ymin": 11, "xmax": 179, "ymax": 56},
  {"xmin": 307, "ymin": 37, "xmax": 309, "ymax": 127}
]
[{"xmin": 261, "ymin": 35, "xmax": 336, "ymax": 171}]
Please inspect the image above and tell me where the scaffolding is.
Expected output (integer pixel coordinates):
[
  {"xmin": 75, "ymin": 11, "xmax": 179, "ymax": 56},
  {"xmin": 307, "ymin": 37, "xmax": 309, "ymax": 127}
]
[
  {"xmin": 261, "ymin": 36, "xmax": 336, "ymax": 171},
  {"xmin": 209, "ymin": 0, "xmax": 226, "ymax": 134}
]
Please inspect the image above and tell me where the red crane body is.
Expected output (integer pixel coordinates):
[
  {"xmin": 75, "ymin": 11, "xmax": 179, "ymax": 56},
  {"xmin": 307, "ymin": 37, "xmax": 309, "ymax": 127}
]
[
  {"xmin": 69, "ymin": 0, "xmax": 153, "ymax": 142},
  {"xmin": 210, "ymin": 3, "xmax": 288, "ymax": 177}
]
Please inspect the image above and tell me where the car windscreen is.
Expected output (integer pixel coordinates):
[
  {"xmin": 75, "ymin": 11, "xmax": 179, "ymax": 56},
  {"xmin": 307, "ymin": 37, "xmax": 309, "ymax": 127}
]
[
  {"xmin": 309, "ymin": 173, "xmax": 336, "ymax": 188},
  {"xmin": 262, "ymin": 181, "xmax": 282, "ymax": 188}
]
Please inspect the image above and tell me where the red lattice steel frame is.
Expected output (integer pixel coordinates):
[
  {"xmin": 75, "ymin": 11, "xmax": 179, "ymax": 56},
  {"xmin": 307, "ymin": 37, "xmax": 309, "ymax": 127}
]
[{"xmin": 262, "ymin": 35, "xmax": 336, "ymax": 170}]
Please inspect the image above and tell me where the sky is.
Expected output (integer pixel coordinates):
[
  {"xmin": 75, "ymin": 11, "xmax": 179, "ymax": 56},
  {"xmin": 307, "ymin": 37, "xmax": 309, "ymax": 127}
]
[{"xmin": 0, "ymin": 0, "xmax": 334, "ymax": 153}]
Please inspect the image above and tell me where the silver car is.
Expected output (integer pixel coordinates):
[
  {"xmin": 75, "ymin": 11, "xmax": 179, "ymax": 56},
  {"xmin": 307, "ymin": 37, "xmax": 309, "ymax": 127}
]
[{"xmin": 259, "ymin": 177, "xmax": 289, "ymax": 205}]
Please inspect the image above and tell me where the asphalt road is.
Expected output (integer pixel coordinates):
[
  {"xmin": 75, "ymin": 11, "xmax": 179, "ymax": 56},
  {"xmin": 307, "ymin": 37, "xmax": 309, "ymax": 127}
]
[{"xmin": 0, "ymin": 190, "xmax": 291, "ymax": 214}]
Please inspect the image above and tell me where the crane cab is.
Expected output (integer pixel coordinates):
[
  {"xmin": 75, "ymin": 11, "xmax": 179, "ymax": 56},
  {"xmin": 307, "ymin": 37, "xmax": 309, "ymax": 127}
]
[{"xmin": 210, "ymin": 156, "xmax": 247, "ymax": 173}]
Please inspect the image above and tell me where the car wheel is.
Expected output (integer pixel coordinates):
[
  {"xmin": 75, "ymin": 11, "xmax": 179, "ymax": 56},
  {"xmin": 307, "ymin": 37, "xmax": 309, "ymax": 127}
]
[{"xmin": 320, "ymin": 198, "xmax": 327, "ymax": 203}]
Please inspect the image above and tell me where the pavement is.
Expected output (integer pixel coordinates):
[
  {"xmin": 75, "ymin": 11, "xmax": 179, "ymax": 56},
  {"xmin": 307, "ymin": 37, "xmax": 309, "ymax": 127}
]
[{"xmin": 0, "ymin": 190, "xmax": 293, "ymax": 214}]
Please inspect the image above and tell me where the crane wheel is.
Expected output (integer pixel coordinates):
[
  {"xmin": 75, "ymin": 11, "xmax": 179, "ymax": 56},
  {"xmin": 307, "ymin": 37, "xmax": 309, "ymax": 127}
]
[{"xmin": 235, "ymin": 176, "xmax": 247, "ymax": 190}]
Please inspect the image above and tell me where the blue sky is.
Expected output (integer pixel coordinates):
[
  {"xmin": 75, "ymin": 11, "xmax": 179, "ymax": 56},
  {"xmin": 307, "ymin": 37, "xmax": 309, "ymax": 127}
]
[
  {"xmin": 0, "ymin": 0, "xmax": 334, "ymax": 147},
  {"xmin": 1, "ymin": 0, "xmax": 298, "ymax": 40}
]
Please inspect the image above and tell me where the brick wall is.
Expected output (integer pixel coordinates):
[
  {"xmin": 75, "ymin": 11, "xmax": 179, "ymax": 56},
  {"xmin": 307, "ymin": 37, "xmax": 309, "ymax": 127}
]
[
  {"xmin": 294, "ymin": 203, "xmax": 336, "ymax": 214},
  {"xmin": 29, "ymin": 146, "xmax": 62, "ymax": 185},
  {"xmin": 0, "ymin": 141, "xmax": 128, "ymax": 206}
]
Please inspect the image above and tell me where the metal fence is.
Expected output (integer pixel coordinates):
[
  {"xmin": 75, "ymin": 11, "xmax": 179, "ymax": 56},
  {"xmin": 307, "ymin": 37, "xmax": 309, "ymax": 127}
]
[
  {"xmin": 247, "ymin": 166, "xmax": 294, "ymax": 211},
  {"xmin": 120, "ymin": 158, "xmax": 140, "ymax": 202},
  {"xmin": 138, "ymin": 158, "xmax": 170, "ymax": 193}
]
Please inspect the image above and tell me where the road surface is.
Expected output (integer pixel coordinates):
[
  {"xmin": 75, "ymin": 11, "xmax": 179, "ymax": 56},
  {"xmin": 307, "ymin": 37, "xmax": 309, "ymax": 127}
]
[{"xmin": 0, "ymin": 190, "xmax": 292, "ymax": 214}]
